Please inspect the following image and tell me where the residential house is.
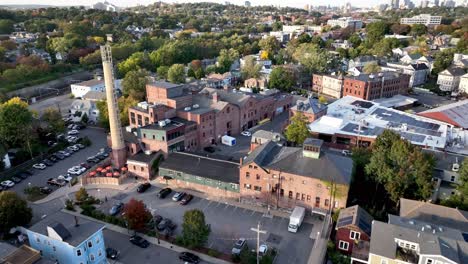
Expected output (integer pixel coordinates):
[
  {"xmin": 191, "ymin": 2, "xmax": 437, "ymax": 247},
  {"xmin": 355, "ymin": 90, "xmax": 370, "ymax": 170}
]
[
  {"xmin": 437, "ymin": 67, "xmax": 466, "ymax": 92},
  {"xmin": 250, "ymin": 130, "xmax": 284, "ymax": 151},
  {"xmin": 158, "ymin": 152, "xmax": 240, "ymax": 199},
  {"xmin": 24, "ymin": 211, "xmax": 106, "ymax": 264},
  {"xmin": 244, "ymin": 77, "xmax": 268, "ymax": 90},
  {"xmin": 453, "ymin": 53, "xmax": 468, "ymax": 68},
  {"xmin": 335, "ymin": 205, "xmax": 373, "ymax": 264},
  {"xmin": 9, "ymin": 31, "xmax": 38, "ymax": 43},
  {"xmin": 381, "ymin": 62, "xmax": 430, "ymax": 87},
  {"xmin": 71, "ymin": 78, "xmax": 122, "ymax": 99},
  {"xmin": 69, "ymin": 100, "xmax": 99, "ymax": 122},
  {"xmin": 331, "ymin": 40, "xmax": 352, "ymax": 50},
  {"xmin": 459, "ymin": 73, "xmax": 468, "ymax": 94},
  {"xmin": 348, "ymin": 56, "xmax": 378, "ymax": 70},
  {"xmin": 368, "ymin": 214, "xmax": 468, "ymax": 264},
  {"xmin": 322, "ymin": 74, "xmax": 345, "ymax": 98},
  {"xmin": 290, "ymin": 97, "xmax": 328, "ymax": 123},
  {"xmin": 399, "ymin": 54, "xmax": 434, "ymax": 71},
  {"xmin": 239, "ymin": 139, "xmax": 353, "ymax": 213}
]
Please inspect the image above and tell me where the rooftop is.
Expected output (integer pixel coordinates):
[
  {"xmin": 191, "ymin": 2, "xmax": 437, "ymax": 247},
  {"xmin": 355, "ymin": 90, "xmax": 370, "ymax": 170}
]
[
  {"xmin": 0, "ymin": 245, "xmax": 41, "ymax": 264},
  {"xmin": 73, "ymin": 79, "xmax": 104, "ymax": 87},
  {"xmin": 82, "ymin": 90, "xmax": 106, "ymax": 101},
  {"xmin": 243, "ymin": 141, "xmax": 353, "ymax": 185},
  {"xmin": 373, "ymin": 94, "xmax": 418, "ymax": 109},
  {"xmin": 148, "ymin": 81, "xmax": 183, "ymax": 89},
  {"xmin": 345, "ymin": 71, "xmax": 406, "ymax": 82},
  {"xmin": 28, "ymin": 211, "xmax": 105, "ymax": 247},
  {"xmin": 336, "ymin": 205, "xmax": 373, "ymax": 236},
  {"xmin": 291, "ymin": 97, "xmax": 328, "ymax": 115},
  {"xmin": 418, "ymin": 99, "xmax": 468, "ymax": 129},
  {"xmin": 308, "ymin": 96, "xmax": 449, "ymax": 149},
  {"xmin": 140, "ymin": 117, "xmax": 195, "ymax": 131},
  {"xmin": 159, "ymin": 152, "xmax": 240, "ymax": 184},
  {"xmin": 251, "ymin": 130, "xmax": 284, "ymax": 143},
  {"xmin": 127, "ymin": 151, "xmax": 162, "ymax": 164}
]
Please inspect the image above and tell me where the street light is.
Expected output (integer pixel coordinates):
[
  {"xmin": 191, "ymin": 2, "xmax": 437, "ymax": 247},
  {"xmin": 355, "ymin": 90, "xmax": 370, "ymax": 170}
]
[{"xmin": 250, "ymin": 221, "xmax": 267, "ymax": 264}]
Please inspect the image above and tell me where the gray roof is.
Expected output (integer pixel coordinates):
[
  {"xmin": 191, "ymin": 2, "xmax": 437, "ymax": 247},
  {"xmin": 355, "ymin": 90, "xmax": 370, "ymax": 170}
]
[
  {"xmin": 0, "ymin": 242, "xmax": 16, "ymax": 258},
  {"xmin": 251, "ymin": 130, "xmax": 284, "ymax": 143},
  {"xmin": 444, "ymin": 67, "xmax": 466, "ymax": 76},
  {"xmin": 28, "ymin": 211, "xmax": 104, "ymax": 247},
  {"xmin": 159, "ymin": 152, "xmax": 240, "ymax": 184},
  {"xmin": 243, "ymin": 141, "xmax": 352, "ymax": 185},
  {"xmin": 369, "ymin": 215, "xmax": 468, "ymax": 263},
  {"xmin": 123, "ymin": 130, "xmax": 139, "ymax": 144},
  {"xmin": 399, "ymin": 198, "xmax": 468, "ymax": 233},
  {"xmin": 149, "ymin": 81, "xmax": 182, "ymax": 89},
  {"xmin": 200, "ymin": 88, "xmax": 269, "ymax": 107},
  {"xmin": 82, "ymin": 91, "xmax": 106, "ymax": 101},
  {"xmin": 336, "ymin": 205, "xmax": 374, "ymax": 236},
  {"xmin": 346, "ymin": 71, "xmax": 405, "ymax": 82},
  {"xmin": 127, "ymin": 151, "xmax": 162, "ymax": 164},
  {"xmin": 410, "ymin": 63, "xmax": 429, "ymax": 71},
  {"xmin": 423, "ymin": 149, "xmax": 464, "ymax": 172},
  {"xmin": 140, "ymin": 117, "xmax": 195, "ymax": 132},
  {"xmin": 291, "ymin": 98, "xmax": 328, "ymax": 114},
  {"xmin": 75, "ymin": 79, "xmax": 103, "ymax": 87}
]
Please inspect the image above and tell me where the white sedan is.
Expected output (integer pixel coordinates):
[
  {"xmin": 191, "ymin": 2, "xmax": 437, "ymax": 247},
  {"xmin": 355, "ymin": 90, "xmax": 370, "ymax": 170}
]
[
  {"xmin": 57, "ymin": 175, "xmax": 73, "ymax": 182},
  {"xmin": 33, "ymin": 163, "xmax": 47, "ymax": 170},
  {"xmin": 67, "ymin": 130, "xmax": 79, "ymax": 135},
  {"xmin": 1, "ymin": 180, "xmax": 15, "ymax": 188},
  {"xmin": 241, "ymin": 131, "xmax": 252, "ymax": 137}
]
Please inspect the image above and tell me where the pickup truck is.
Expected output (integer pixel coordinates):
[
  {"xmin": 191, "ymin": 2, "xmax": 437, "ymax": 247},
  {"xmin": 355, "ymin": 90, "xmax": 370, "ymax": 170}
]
[{"xmin": 47, "ymin": 178, "xmax": 67, "ymax": 187}]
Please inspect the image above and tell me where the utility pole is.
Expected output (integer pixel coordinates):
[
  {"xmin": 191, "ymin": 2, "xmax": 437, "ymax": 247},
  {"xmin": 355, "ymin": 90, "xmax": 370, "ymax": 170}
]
[{"xmin": 250, "ymin": 221, "xmax": 267, "ymax": 264}]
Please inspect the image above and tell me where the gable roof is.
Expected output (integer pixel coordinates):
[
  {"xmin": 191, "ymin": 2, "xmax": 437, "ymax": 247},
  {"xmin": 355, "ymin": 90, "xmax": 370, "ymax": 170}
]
[
  {"xmin": 336, "ymin": 205, "xmax": 374, "ymax": 236},
  {"xmin": 243, "ymin": 141, "xmax": 352, "ymax": 185},
  {"xmin": 418, "ymin": 100, "xmax": 468, "ymax": 128},
  {"xmin": 399, "ymin": 198, "xmax": 468, "ymax": 233}
]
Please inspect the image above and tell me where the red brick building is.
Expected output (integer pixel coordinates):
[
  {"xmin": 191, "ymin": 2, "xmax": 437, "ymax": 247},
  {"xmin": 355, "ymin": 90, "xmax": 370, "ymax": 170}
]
[
  {"xmin": 342, "ymin": 72, "xmax": 410, "ymax": 100},
  {"xmin": 239, "ymin": 138, "xmax": 352, "ymax": 213},
  {"xmin": 335, "ymin": 205, "xmax": 373, "ymax": 262},
  {"xmin": 289, "ymin": 97, "xmax": 328, "ymax": 123}
]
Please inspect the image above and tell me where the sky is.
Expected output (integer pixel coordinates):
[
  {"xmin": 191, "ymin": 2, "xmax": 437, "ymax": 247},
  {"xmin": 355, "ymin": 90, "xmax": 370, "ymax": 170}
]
[{"xmin": 0, "ymin": 0, "xmax": 428, "ymax": 9}]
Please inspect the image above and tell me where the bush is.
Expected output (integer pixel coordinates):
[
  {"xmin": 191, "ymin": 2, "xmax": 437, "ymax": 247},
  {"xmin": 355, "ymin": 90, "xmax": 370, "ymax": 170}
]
[
  {"xmin": 65, "ymin": 199, "xmax": 75, "ymax": 211},
  {"xmin": 70, "ymin": 177, "xmax": 79, "ymax": 186},
  {"xmin": 80, "ymin": 204, "xmax": 96, "ymax": 216},
  {"xmin": 80, "ymin": 136, "xmax": 92, "ymax": 147},
  {"xmin": 207, "ymin": 249, "xmax": 220, "ymax": 257}
]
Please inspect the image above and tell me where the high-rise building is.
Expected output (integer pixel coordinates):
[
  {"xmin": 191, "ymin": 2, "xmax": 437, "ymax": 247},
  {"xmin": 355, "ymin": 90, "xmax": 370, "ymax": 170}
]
[
  {"xmin": 443, "ymin": 0, "xmax": 456, "ymax": 7},
  {"xmin": 434, "ymin": 0, "xmax": 439, "ymax": 6},
  {"xmin": 244, "ymin": 1, "xmax": 251, "ymax": 7},
  {"xmin": 100, "ymin": 44, "xmax": 127, "ymax": 169},
  {"xmin": 420, "ymin": 0, "xmax": 429, "ymax": 8},
  {"xmin": 390, "ymin": 0, "xmax": 400, "ymax": 9},
  {"xmin": 401, "ymin": 14, "xmax": 442, "ymax": 25}
]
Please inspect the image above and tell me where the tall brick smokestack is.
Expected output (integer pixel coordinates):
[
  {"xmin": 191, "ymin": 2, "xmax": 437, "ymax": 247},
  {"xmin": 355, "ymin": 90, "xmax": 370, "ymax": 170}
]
[{"xmin": 100, "ymin": 44, "xmax": 126, "ymax": 168}]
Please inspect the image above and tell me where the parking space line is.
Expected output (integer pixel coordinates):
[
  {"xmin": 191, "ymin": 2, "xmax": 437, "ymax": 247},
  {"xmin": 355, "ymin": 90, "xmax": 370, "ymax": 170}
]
[
  {"xmin": 250, "ymin": 210, "xmax": 256, "ymax": 216},
  {"xmin": 242, "ymin": 208, "xmax": 249, "ymax": 214},
  {"xmin": 203, "ymin": 200, "xmax": 213, "ymax": 210},
  {"xmin": 230, "ymin": 206, "xmax": 238, "ymax": 214},
  {"xmin": 214, "ymin": 202, "xmax": 222, "ymax": 208},
  {"xmin": 224, "ymin": 204, "xmax": 230, "ymax": 210}
]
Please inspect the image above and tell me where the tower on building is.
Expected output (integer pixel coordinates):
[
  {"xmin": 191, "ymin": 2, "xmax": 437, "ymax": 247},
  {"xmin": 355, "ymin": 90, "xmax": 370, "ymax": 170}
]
[{"xmin": 100, "ymin": 44, "xmax": 127, "ymax": 169}]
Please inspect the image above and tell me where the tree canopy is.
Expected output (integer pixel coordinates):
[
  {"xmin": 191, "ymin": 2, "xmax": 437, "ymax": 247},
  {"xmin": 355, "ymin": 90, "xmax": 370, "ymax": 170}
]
[
  {"xmin": 122, "ymin": 69, "xmax": 149, "ymax": 101},
  {"xmin": 123, "ymin": 198, "xmax": 152, "ymax": 232},
  {"xmin": 285, "ymin": 113, "xmax": 310, "ymax": 145},
  {"xmin": 268, "ymin": 67, "xmax": 294, "ymax": 92},
  {"xmin": 180, "ymin": 209, "xmax": 211, "ymax": 248},
  {"xmin": 0, "ymin": 98, "xmax": 34, "ymax": 149},
  {"xmin": 0, "ymin": 191, "xmax": 33, "ymax": 233},
  {"xmin": 167, "ymin": 64, "xmax": 186, "ymax": 84}
]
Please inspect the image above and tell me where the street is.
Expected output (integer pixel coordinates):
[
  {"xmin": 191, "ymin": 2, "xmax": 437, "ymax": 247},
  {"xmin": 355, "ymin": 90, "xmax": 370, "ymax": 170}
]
[{"xmin": 97, "ymin": 184, "xmax": 317, "ymax": 264}]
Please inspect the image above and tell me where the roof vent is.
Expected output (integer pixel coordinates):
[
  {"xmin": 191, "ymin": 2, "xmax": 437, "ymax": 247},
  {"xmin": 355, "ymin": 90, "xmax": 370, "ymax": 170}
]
[
  {"xmin": 409, "ymin": 220, "xmax": 415, "ymax": 225},
  {"xmin": 165, "ymin": 119, "xmax": 171, "ymax": 124},
  {"xmin": 452, "ymin": 157, "xmax": 459, "ymax": 172},
  {"xmin": 193, "ymin": 104, "xmax": 200, "ymax": 109},
  {"xmin": 184, "ymin": 107, "xmax": 191, "ymax": 111},
  {"xmin": 158, "ymin": 120, "xmax": 166, "ymax": 127},
  {"xmin": 369, "ymin": 74, "xmax": 375, "ymax": 79}
]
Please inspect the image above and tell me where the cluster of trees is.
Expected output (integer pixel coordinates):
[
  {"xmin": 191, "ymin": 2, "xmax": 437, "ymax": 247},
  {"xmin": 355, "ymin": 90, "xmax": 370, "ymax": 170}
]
[{"xmin": 0, "ymin": 191, "xmax": 32, "ymax": 235}]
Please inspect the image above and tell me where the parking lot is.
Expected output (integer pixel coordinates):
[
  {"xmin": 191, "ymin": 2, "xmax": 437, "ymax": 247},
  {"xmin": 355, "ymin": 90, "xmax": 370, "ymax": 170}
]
[
  {"xmin": 98, "ymin": 184, "xmax": 317, "ymax": 264},
  {"xmin": 7, "ymin": 127, "xmax": 107, "ymax": 197}
]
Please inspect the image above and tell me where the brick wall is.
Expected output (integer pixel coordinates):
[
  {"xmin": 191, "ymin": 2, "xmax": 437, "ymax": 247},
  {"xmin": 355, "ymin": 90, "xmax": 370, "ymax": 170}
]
[
  {"xmin": 156, "ymin": 177, "xmax": 240, "ymax": 199},
  {"xmin": 128, "ymin": 162, "xmax": 152, "ymax": 180},
  {"xmin": 312, "ymin": 74, "xmax": 323, "ymax": 92}
]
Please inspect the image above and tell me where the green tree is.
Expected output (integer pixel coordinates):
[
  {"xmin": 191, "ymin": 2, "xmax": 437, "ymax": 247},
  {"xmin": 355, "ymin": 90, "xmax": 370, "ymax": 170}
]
[
  {"xmin": 293, "ymin": 43, "xmax": 334, "ymax": 74},
  {"xmin": 181, "ymin": 209, "xmax": 211, "ymax": 248},
  {"xmin": 123, "ymin": 198, "xmax": 151, "ymax": 232},
  {"xmin": 372, "ymin": 38, "xmax": 401, "ymax": 57},
  {"xmin": 0, "ymin": 19, "xmax": 14, "ymax": 34},
  {"xmin": 157, "ymin": 66, "xmax": 169, "ymax": 80},
  {"xmin": 347, "ymin": 33, "xmax": 362, "ymax": 47},
  {"xmin": 75, "ymin": 187, "xmax": 89, "ymax": 203},
  {"xmin": 363, "ymin": 62, "xmax": 382, "ymax": 74},
  {"xmin": 259, "ymin": 36, "xmax": 280, "ymax": 59},
  {"xmin": 432, "ymin": 49, "xmax": 455, "ymax": 75},
  {"xmin": 122, "ymin": 69, "xmax": 149, "ymax": 101},
  {"xmin": 285, "ymin": 113, "xmax": 310, "ymax": 145},
  {"xmin": 390, "ymin": 23, "xmax": 410, "ymax": 35},
  {"xmin": 0, "ymin": 191, "xmax": 32, "ymax": 233},
  {"xmin": 241, "ymin": 56, "xmax": 262, "ymax": 80},
  {"xmin": 365, "ymin": 130, "xmax": 435, "ymax": 204},
  {"xmin": 0, "ymin": 98, "xmax": 34, "ymax": 151},
  {"xmin": 81, "ymin": 113, "xmax": 89, "ymax": 124},
  {"xmin": 167, "ymin": 64, "xmax": 186, "ymax": 84},
  {"xmin": 217, "ymin": 48, "xmax": 239, "ymax": 73},
  {"xmin": 268, "ymin": 67, "xmax": 294, "ymax": 92},
  {"xmin": 42, "ymin": 107, "xmax": 65, "ymax": 133},
  {"xmin": 366, "ymin": 21, "xmax": 389, "ymax": 43},
  {"xmin": 410, "ymin": 24, "xmax": 427, "ymax": 36}
]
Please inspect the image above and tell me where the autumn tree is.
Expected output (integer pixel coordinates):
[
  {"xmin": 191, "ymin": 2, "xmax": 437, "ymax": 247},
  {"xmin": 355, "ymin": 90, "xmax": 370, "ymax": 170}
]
[
  {"xmin": 285, "ymin": 113, "xmax": 310, "ymax": 145},
  {"xmin": 390, "ymin": 24, "xmax": 410, "ymax": 35},
  {"xmin": 0, "ymin": 191, "xmax": 32, "ymax": 233},
  {"xmin": 42, "ymin": 107, "xmax": 65, "ymax": 133},
  {"xmin": 259, "ymin": 36, "xmax": 280, "ymax": 60},
  {"xmin": 180, "ymin": 209, "xmax": 211, "ymax": 248},
  {"xmin": 241, "ymin": 56, "xmax": 262, "ymax": 80},
  {"xmin": 96, "ymin": 96, "xmax": 138, "ymax": 129},
  {"xmin": 167, "ymin": 64, "xmax": 186, "ymax": 84},
  {"xmin": 75, "ymin": 187, "xmax": 89, "ymax": 203},
  {"xmin": 123, "ymin": 198, "xmax": 152, "ymax": 232},
  {"xmin": 122, "ymin": 69, "xmax": 149, "ymax": 101},
  {"xmin": 363, "ymin": 62, "xmax": 382, "ymax": 74},
  {"xmin": 216, "ymin": 48, "xmax": 239, "ymax": 73}
]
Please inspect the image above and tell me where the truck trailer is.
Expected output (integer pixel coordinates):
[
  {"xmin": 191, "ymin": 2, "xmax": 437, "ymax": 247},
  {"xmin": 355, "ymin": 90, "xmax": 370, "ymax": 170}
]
[{"xmin": 288, "ymin": 206, "xmax": 306, "ymax": 233}]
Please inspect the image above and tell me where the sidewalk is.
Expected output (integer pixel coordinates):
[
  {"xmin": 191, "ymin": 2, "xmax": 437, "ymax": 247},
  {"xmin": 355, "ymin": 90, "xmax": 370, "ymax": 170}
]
[{"xmin": 62, "ymin": 209, "xmax": 232, "ymax": 264}]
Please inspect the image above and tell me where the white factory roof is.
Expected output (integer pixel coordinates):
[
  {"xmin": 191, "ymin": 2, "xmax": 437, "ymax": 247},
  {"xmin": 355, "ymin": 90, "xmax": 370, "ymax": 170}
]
[{"xmin": 308, "ymin": 96, "xmax": 450, "ymax": 149}]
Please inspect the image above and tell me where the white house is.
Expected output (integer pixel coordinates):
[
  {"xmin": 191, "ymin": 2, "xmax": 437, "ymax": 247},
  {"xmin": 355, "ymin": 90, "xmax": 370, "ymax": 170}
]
[
  {"xmin": 458, "ymin": 73, "xmax": 468, "ymax": 94},
  {"xmin": 437, "ymin": 67, "xmax": 466, "ymax": 92},
  {"xmin": 400, "ymin": 54, "xmax": 434, "ymax": 71},
  {"xmin": 381, "ymin": 62, "xmax": 430, "ymax": 87},
  {"xmin": 71, "ymin": 78, "xmax": 121, "ymax": 98},
  {"xmin": 69, "ymin": 100, "xmax": 100, "ymax": 122}
]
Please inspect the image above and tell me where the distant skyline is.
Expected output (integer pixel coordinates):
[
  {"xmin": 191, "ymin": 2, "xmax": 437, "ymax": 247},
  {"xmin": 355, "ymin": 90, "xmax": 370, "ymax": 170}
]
[{"xmin": 0, "ymin": 0, "xmax": 445, "ymax": 9}]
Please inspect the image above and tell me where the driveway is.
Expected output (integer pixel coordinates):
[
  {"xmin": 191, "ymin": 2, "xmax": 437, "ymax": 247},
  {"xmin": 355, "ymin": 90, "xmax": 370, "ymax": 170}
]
[
  {"xmin": 11, "ymin": 127, "xmax": 107, "ymax": 198},
  {"xmin": 98, "ymin": 184, "xmax": 317, "ymax": 264}
]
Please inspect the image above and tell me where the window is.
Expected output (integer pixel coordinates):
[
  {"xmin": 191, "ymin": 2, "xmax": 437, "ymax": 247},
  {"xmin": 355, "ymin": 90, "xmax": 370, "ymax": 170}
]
[
  {"xmin": 338, "ymin": 240, "xmax": 349, "ymax": 250},
  {"xmin": 334, "ymin": 201, "xmax": 339, "ymax": 208},
  {"xmin": 98, "ymin": 249, "xmax": 102, "ymax": 257},
  {"xmin": 246, "ymin": 172, "xmax": 250, "ymax": 178},
  {"xmin": 96, "ymin": 237, "xmax": 100, "ymax": 244},
  {"xmin": 301, "ymin": 194, "xmax": 305, "ymax": 201},
  {"xmin": 451, "ymin": 175, "xmax": 456, "ymax": 182},
  {"xmin": 76, "ymin": 249, "xmax": 82, "ymax": 256},
  {"xmin": 244, "ymin": 184, "xmax": 251, "ymax": 189},
  {"xmin": 90, "ymin": 254, "xmax": 95, "ymax": 261},
  {"xmin": 302, "ymin": 180, "xmax": 306, "ymax": 184},
  {"xmin": 288, "ymin": 191, "xmax": 293, "ymax": 199},
  {"xmin": 296, "ymin": 192, "xmax": 300, "ymax": 200},
  {"xmin": 36, "ymin": 236, "xmax": 40, "ymax": 243},
  {"xmin": 350, "ymin": 231, "xmax": 360, "ymax": 240},
  {"xmin": 88, "ymin": 241, "xmax": 93, "ymax": 248},
  {"xmin": 53, "ymin": 246, "xmax": 56, "ymax": 252},
  {"xmin": 325, "ymin": 199, "xmax": 329, "ymax": 207},
  {"xmin": 254, "ymin": 186, "xmax": 262, "ymax": 191},
  {"xmin": 307, "ymin": 195, "xmax": 311, "ymax": 201},
  {"xmin": 381, "ymin": 260, "xmax": 388, "ymax": 264},
  {"xmin": 256, "ymin": 174, "xmax": 260, "ymax": 180}
]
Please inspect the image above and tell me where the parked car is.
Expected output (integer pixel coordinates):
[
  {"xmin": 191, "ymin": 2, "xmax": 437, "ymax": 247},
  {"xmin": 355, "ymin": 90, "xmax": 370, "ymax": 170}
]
[
  {"xmin": 180, "ymin": 194, "xmax": 193, "ymax": 205},
  {"xmin": 47, "ymin": 178, "xmax": 66, "ymax": 187},
  {"xmin": 1, "ymin": 180, "xmax": 15, "ymax": 188},
  {"xmin": 48, "ymin": 156, "xmax": 58, "ymax": 162},
  {"xmin": 57, "ymin": 175, "xmax": 73, "ymax": 182},
  {"xmin": 98, "ymin": 151, "xmax": 109, "ymax": 157},
  {"xmin": 157, "ymin": 188, "xmax": 172, "ymax": 199},
  {"xmin": 106, "ymin": 247, "xmax": 119, "ymax": 260},
  {"xmin": 87, "ymin": 156, "xmax": 98, "ymax": 163},
  {"xmin": 40, "ymin": 186, "xmax": 53, "ymax": 194},
  {"xmin": 68, "ymin": 166, "xmax": 85, "ymax": 175},
  {"xmin": 67, "ymin": 124, "xmax": 74, "ymax": 129},
  {"xmin": 172, "ymin": 192, "xmax": 186, "ymax": 202},
  {"xmin": 42, "ymin": 159, "xmax": 54, "ymax": 166},
  {"xmin": 259, "ymin": 244, "xmax": 268, "ymax": 257},
  {"xmin": 341, "ymin": 150, "xmax": 352, "ymax": 156},
  {"xmin": 80, "ymin": 162, "xmax": 91, "ymax": 169},
  {"xmin": 22, "ymin": 169, "xmax": 33, "ymax": 176},
  {"xmin": 232, "ymin": 238, "xmax": 247, "ymax": 255},
  {"xmin": 153, "ymin": 214, "xmax": 163, "ymax": 225},
  {"xmin": 157, "ymin": 218, "xmax": 174, "ymax": 231},
  {"xmin": 11, "ymin": 177, "xmax": 21, "ymax": 183},
  {"xmin": 76, "ymin": 143, "xmax": 85, "ymax": 149},
  {"xmin": 58, "ymin": 150, "xmax": 71, "ymax": 157},
  {"xmin": 17, "ymin": 172, "xmax": 29, "ymax": 180},
  {"xmin": 54, "ymin": 153, "xmax": 65, "ymax": 160},
  {"xmin": 67, "ymin": 146, "xmax": 78, "ymax": 152},
  {"xmin": 129, "ymin": 235, "xmax": 149, "ymax": 248},
  {"xmin": 109, "ymin": 202, "xmax": 124, "ymax": 216},
  {"xmin": 241, "ymin": 131, "xmax": 252, "ymax": 137},
  {"xmin": 33, "ymin": 163, "xmax": 46, "ymax": 170},
  {"xmin": 179, "ymin": 252, "xmax": 200, "ymax": 264},
  {"xmin": 137, "ymin": 182, "xmax": 151, "ymax": 193},
  {"xmin": 67, "ymin": 130, "xmax": 79, "ymax": 135},
  {"xmin": 95, "ymin": 154, "xmax": 106, "ymax": 161},
  {"xmin": 203, "ymin": 146, "xmax": 216, "ymax": 153}
]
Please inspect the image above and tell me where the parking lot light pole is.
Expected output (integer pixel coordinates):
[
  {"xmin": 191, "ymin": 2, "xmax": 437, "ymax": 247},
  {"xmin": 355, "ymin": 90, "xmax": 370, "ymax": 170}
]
[{"xmin": 250, "ymin": 221, "xmax": 267, "ymax": 264}]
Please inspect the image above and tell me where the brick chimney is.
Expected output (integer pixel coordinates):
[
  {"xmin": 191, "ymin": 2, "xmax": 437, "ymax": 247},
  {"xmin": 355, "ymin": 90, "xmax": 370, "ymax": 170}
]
[{"xmin": 212, "ymin": 92, "xmax": 219, "ymax": 103}]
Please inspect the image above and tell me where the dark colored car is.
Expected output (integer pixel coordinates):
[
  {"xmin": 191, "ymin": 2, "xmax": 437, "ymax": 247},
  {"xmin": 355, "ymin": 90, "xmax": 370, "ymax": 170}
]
[
  {"xmin": 95, "ymin": 154, "xmax": 106, "ymax": 161},
  {"xmin": 11, "ymin": 177, "xmax": 22, "ymax": 183},
  {"xmin": 109, "ymin": 202, "xmax": 124, "ymax": 216},
  {"xmin": 42, "ymin": 159, "xmax": 54, "ymax": 166},
  {"xmin": 157, "ymin": 188, "xmax": 172, "ymax": 199},
  {"xmin": 53, "ymin": 153, "xmax": 65, "ymax": 160},
  {"xmin": 17, "ymin": 173, "xmax": 29, "ymax": 180},
  {"xmin": 157, "ymin": 219, "xmax": 174, "ymax": 231},
  {"xmin": 129, "ymin": 235, "xmax": 149, "ymax": 248},
  {"xmin": 180, "ymin": 194, "xmax": 193, "ymax": 205},
  {"xmin": 80, "ymin": 162, "xmax": 91, "ymax": 169},
  {"xmin": 179, "ymin": 252, "xmax": 200, "ymax": 263},
  {"xmin": 40, "ymin": 186, "xmax": 53, "ymax": 194},
  {"xmin": 49, "ymin": 156, "xmax": 58, "ymax": 162},
  {"xmin": 106, "ymin": 247, "xmax": 119, "ymax": 260},
  {"xmin": 23, "ymin": 169, "xmax": 34, "ymax": 176},
  {"xmin": 153, "ymin": 214, "xmax": 163, "ymax": 225},
  {"xmin": 203, "ymin": 146, "xmax": 216, "ymax": 153},
  {"xmin": 87, "ymin": 156, "xmax": 99, "ymax": 163},
  {"xmin": 137, "ymin": 182, "xmax": 151, "ymax": 193}
]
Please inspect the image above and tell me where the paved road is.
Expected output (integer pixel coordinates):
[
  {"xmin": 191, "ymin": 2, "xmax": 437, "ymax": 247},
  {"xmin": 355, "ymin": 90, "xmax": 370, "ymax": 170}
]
[
  {"xmin": 97, "ymin": 184, "xmax": 317, "ymax": 264},
  {"xmin": 103, "ymin": 229, "xmax": 214, "ymax": 264},
  {"xmin": 11, "ymin": 128, "xmax": 107, "ymax": 198}
]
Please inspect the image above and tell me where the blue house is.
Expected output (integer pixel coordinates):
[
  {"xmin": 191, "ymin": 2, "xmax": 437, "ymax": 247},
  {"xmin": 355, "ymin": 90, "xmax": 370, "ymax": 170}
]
[{"xmin": 24, "ymin": 212, "xmax": 106, "ymax": 264}]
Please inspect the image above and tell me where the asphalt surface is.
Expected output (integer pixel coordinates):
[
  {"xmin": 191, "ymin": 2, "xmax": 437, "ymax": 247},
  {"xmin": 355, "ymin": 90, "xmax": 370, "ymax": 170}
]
[
  {"xmin": 10, "ymin": 127, "xmax": 107, "ymax": 198},
  {"xmin": 28, "ymin": 93, "xmax": 76, "ymax": 117},
  {"xmin": 98, "ymin": 184, "xmax": 317, "ymax": 264}
]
